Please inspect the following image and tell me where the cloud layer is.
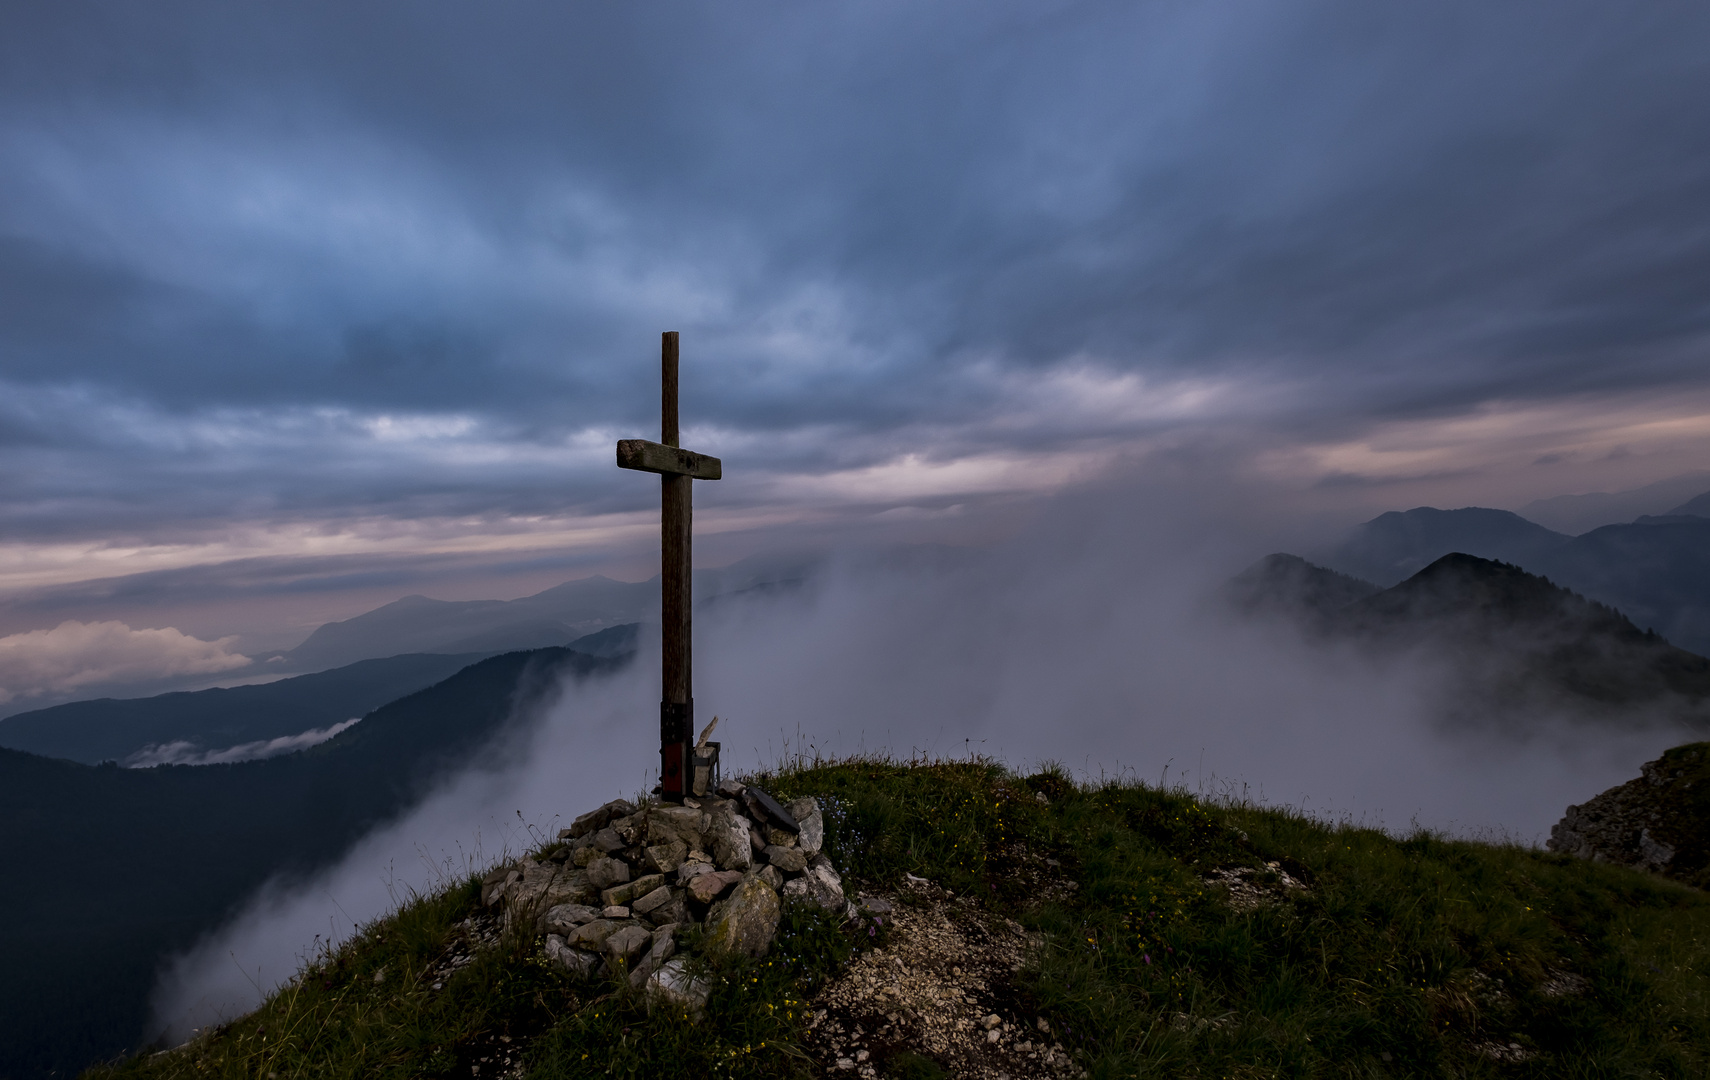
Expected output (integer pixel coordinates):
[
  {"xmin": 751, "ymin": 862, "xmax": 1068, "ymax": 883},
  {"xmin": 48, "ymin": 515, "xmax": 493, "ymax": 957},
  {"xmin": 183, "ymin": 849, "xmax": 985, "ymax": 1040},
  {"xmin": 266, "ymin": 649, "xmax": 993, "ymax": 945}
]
[
  {"xmin": 124, "ymin": 717, "xmax": 362, "ymax": 768},
  {"xmin": 0, "ymin": 620, "xmax": 249, "ymax": 703},
  {"xmin": 2, "ymin": 1, "xmax": 1710, "ymax": 630}
]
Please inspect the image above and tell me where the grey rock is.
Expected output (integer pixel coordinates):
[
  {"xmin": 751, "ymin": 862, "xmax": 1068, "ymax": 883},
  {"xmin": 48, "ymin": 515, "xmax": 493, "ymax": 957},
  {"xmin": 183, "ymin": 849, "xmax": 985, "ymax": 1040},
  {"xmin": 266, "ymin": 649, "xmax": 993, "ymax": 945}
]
[
  {"xmin": 540, "ymin": 903, "xmax": 602, "ymax": 934},
  {"xmin": 602, "ymin": 905, "xmax": 631, "ymax": 919},
  {"xmin": 688, "ymin": 869, "xmax": 744, "ymax": 904},
  {"xmin": 481, "ymin": 865, "xmax": 520, "ymax": 907},
  {"xmin": 757, "ymin": 864, "xmax": 784, "ymax": 891},
  {"xmin": 507, "ymin": 864, "xmax": 596, "ymax": 924},
  {"xmin": 764, "ymin": 845, "xmax": 808, "ymax": 873},
  {"xmin": 647, "ymin": 805, "xmax": 707, "ymax": 850},
  {"xmin": 585, "ymin": 857, "xmax": 631, "ymax": 890},
  {"xmin": 591, "ymin": 827, "xmax": 626, "ymax": 853},
  {"xmin": 631, "ymin": 885, "xmax": 674, "ymax": 915},
  {"xmin": 705, "ymin": 877, "xmax": 781, "ymax": 957},
  {"xmin": 544, "ymin": 934, "xmax": 600, "ymax": 978},
  {"xmin": 716, "ymin": 778, "xmax": 746, "ymax": 799},
  {"xmin": 605, "ymin": 924, "xmax": 653, "ymax": 970},
  {"xmin": 647, "ymin": 895, "xmax": 689, "ymax": 926},
  {"xmin": 709, "ymin": 806, "xmax": 754, "ymax": 872},
  {"xmin": 603, "ymin": 873, "xmax": 666, "ymax": 908},
  {"xmin": 629, "ymin": 925, "xmax": 679, "ymax": 988},
  {"xmin": 573, "ymin": 845, "xmax": 601, "ymax": 868},
  {"xmin": 855, "ymin": 896, "xmax": 894, "ymax": 917},
  {"xmin": 797, "ymin": 853, "xmax": 846, "ymax": 912},
  {"xmin": 644, "ymin": 840, "xmax": 688, "ymax": 874},
  {"xmin": 568, "ymin": 799, "xmax": 634, "ymax": 839},
  {"xmin": 646, "ymin": 957, "xmax": 710, "ymax": 1021},
  {"xmin": 565, "ymin": 919, "xmax": 620, "ymax": 951},
  {"xmin": 788, "ymin": 797, "xmax": 824, "ymax": 855},
  {"xmin": 1640, "ymin": 828, "xmax": 1677, "ymax": 870},
  {"xmin": 610, "ymin": 812, "xmax": 646, "ymax": 846},
  {"xmin": 765, "ymin": 826, "xmax": 799, "ymax": 848},
  {"xmin": 677, "ymin": 860, "xmax": 715, "ymax": 884}
]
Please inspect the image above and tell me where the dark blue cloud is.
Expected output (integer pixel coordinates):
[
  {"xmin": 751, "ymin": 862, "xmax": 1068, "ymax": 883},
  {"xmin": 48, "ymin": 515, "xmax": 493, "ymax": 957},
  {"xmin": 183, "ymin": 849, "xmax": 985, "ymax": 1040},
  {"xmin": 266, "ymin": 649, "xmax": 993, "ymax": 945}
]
[{"xmin": 0, "ymin": 0, "xmax": 1707, "ymax": 550}]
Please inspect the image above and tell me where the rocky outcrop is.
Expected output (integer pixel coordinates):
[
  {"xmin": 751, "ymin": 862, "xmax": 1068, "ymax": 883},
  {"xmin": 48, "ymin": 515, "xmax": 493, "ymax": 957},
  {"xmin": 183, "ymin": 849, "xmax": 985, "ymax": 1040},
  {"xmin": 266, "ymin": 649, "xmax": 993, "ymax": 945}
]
[
  {"xmin": 479, "ymin": 779, "xmax": 849, "ymax": 1007},
  {"xmin": 1548, "ymin": 742, "xmax": 1710, "ymax": 889}
]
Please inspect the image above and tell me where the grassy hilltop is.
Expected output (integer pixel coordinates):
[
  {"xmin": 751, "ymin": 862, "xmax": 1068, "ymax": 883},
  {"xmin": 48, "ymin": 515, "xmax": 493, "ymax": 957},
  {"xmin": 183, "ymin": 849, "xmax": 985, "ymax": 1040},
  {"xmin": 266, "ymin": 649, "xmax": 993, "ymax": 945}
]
[{"xmin": 92, "ymin": 757, "xmax": 1710, "ymax": 1079}]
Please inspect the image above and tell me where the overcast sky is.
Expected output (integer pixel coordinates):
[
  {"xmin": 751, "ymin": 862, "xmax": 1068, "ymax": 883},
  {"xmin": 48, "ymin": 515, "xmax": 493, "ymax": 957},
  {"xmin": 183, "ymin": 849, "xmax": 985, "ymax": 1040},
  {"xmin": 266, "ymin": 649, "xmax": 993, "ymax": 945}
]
[{"xmin": 3, "ymin": 0, "xmax": 1710, "ymax": 651}]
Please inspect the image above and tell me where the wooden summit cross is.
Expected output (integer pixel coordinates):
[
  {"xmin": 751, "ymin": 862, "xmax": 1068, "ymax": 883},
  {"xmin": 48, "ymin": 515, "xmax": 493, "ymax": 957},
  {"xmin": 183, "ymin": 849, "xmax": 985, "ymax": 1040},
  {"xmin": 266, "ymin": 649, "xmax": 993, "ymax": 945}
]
[{"xmin": 616, "ymin": 331, "xmax": 722, "ymax": 803}]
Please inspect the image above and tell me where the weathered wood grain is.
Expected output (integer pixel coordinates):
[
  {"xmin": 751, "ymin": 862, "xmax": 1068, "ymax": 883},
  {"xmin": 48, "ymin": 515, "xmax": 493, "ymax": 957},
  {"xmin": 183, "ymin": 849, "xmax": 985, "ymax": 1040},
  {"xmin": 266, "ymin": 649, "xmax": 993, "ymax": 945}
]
[{"xmin": 615, "ymin": 439, "xmax": 723, "ymax": 479}]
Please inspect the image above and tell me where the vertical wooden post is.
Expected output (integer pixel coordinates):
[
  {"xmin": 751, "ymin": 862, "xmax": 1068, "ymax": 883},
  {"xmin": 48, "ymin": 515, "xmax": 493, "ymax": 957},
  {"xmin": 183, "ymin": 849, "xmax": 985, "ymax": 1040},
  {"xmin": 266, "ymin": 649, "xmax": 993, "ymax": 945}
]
[
  {"xmin": 658, "ymin": 331, "xmax": 694, "ymax": 799},
  {"xmin": 618, "ymin": 331, "xmax": 720, "ymax": 802}
]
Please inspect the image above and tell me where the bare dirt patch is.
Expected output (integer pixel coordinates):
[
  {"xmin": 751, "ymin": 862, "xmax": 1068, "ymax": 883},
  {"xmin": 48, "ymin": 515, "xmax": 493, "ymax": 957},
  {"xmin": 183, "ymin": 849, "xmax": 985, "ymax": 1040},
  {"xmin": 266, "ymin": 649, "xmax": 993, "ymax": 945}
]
[{"xmin": 804, "ymin": 876, "xmax": 1082, "ymax": 1079}]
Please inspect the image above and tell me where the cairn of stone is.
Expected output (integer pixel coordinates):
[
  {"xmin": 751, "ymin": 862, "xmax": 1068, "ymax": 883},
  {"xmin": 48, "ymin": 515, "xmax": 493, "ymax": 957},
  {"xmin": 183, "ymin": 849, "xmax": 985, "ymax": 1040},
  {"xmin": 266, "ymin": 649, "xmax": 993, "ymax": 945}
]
[{"xmin": 480, "ymin": 779, "xmax": 846, "ymax": 1016}]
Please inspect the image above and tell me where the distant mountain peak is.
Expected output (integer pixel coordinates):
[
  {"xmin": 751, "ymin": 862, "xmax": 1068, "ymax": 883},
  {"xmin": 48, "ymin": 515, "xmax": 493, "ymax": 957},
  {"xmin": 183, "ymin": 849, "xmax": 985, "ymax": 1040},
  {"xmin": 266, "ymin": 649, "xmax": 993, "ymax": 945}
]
[
  {"xmin": 1351, "ymin": 552, "xmax": 1632, "ymax": 635},
  {"xmin": 1664, "ymin": 489, "xmax": 1710, "ymax": 518},
  {"xmin": 1224, "ymin": 554, "xmax": 1379, "ymax": 620},
  {"xmin": 1228, "ymin": 550, "xmax": 1710, "ymax": 726},
  {"xmin": 1320, "ymin": 505, "xmax": 1570, "ymax": 587}
]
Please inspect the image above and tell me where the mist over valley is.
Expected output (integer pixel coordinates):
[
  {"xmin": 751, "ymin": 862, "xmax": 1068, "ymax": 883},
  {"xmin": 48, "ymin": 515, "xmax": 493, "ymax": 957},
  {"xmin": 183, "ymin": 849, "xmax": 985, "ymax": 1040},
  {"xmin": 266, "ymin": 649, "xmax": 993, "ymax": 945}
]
[{"xmin": 6, "ymin": 480, "xmax": 1710, "ymax": 1075}]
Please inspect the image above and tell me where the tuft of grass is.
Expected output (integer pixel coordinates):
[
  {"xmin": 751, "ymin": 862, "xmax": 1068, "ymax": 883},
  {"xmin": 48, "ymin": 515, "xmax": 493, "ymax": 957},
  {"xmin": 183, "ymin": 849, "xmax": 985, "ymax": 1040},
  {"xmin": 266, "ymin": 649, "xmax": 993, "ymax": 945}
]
[{"xmin": 93, "ymin": 754, "xmax": 1710, "ymax": 1079}]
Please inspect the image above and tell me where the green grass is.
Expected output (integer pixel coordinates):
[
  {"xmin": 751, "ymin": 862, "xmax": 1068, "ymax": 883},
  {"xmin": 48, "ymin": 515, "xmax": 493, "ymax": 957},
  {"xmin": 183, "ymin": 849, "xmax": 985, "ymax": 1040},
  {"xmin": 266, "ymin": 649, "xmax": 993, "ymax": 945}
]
[{"xmin": 91, "ymin": 757, "xmax": 1710, "ymax": 1079}]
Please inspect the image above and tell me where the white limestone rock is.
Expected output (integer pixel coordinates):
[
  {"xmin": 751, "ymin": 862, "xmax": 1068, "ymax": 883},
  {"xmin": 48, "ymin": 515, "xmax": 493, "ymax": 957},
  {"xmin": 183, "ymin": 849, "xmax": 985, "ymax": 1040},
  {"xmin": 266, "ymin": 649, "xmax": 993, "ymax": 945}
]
[
  {"xmin": 646, "ymin": 958, "xmax": 711, "ymax": 1021},
  {"xmin": 788, "ymin": 797, "xmax": 824, "ymax": 855}
]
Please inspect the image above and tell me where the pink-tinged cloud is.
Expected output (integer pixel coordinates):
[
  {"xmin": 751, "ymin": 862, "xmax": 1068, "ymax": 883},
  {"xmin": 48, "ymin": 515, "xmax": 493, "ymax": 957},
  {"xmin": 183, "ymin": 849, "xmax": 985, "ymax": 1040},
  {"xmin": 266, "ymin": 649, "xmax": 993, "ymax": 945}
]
[{"xmin": 0, "ymin": 620, "xmax": 250, "ymax": 703}]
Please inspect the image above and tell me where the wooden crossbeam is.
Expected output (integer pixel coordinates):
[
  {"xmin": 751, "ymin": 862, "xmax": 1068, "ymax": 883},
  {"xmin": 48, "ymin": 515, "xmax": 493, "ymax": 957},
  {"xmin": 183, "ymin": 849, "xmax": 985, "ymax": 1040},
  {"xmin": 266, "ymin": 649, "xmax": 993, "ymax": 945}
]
[{"xmin": 616, "ymin": 439, "xmax": 723, "ymax": 480}]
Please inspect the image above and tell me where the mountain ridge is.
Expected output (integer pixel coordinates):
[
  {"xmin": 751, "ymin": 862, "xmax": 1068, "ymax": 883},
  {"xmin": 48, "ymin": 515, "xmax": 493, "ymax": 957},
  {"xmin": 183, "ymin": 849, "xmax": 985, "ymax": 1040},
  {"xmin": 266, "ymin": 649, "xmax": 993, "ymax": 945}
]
[
  {"xmin": 1319, "ymin": 502, "xmax": 1710, "ymax": 654},
  {"xmin": 274, "ymin": 555, "xmax": 818, "ymax": 671},
  {"xmin": 1233, "ymin": 550, "xmax": 1710, "ymax": 728},
  {"xmin": 0, "ymin": 645, "xmax": 625, "ymax": 1079}
]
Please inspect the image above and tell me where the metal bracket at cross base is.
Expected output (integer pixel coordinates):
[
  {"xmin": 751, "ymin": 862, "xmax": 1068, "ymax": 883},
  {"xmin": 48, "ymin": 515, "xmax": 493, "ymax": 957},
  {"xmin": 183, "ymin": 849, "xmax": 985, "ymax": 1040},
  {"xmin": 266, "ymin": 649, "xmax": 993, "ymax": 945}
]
[
  {"xmin": 661, "ymin": 706, "xmax": 723, "ymax": 799},
  {"xmin": 660, "ymin": 700, "xmax": 694, "ymax": 798}
]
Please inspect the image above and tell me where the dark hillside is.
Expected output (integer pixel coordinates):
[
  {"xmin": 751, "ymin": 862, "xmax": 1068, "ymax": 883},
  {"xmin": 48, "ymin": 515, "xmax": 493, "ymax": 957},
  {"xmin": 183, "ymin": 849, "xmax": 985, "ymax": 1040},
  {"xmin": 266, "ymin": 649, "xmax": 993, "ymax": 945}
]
[
  {"xmin": 0, "ymin": 647, "xmax": 624, "ymax": 1080},
  {"xmin": 1665, "ymin": 489, "xmax": 1710, "ymax": 516},
  {"xmin": 1335, "ymin": 553, "xmax": 1710, "ymax": 713},
  {"xmin": 1231, "ymin": 552, "xmax": 1710, "ymax": 728},
  {"xmin": 0, "ymin": 651, "xmax": 490, "ymax": 764},
  {"xmin": 1223, "ymin": 553, "xmax": 1380, "ymax": 623},
  {"xmin": 1536, "ymin": 516, "xmax": 1710, "ymax": 656},
  {"xmin": 88, "ymin": 756, "xmax": 1710, "ymax": 1080}
]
